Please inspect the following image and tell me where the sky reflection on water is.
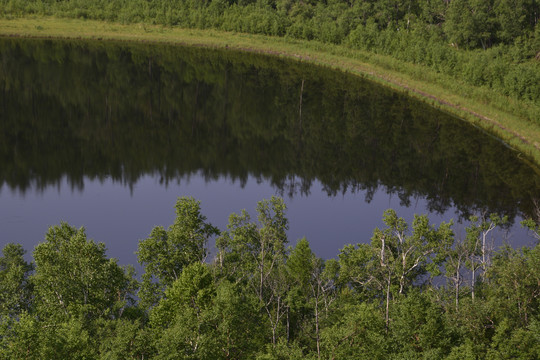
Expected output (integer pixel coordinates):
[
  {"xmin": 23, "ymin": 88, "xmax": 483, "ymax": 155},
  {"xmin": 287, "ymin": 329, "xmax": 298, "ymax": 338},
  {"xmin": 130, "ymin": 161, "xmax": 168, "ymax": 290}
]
[{"xmin": 1, "ymin": 174, "xmax": 535, "ymax": 270}]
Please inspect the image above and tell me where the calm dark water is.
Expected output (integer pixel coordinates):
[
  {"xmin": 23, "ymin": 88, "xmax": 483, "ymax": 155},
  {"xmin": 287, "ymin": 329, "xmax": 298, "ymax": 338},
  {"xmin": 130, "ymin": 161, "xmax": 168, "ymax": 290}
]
[{"xmin": 0, "ymin": 38, "xmax": 539, "ymax": 268}]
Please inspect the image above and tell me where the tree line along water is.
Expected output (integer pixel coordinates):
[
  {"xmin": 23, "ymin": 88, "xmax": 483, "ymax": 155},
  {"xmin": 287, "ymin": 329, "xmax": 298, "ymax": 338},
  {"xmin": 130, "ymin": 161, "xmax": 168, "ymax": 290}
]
[{"xmin": 2, "ymin": 0, "xmax": 539, "ymax": 114}]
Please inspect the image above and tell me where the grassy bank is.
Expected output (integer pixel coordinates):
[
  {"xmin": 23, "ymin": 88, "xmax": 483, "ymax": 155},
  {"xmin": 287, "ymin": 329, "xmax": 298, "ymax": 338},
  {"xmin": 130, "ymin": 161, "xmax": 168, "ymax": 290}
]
[{"xmin": 1, "ymin": 16, "xmax": 540, "ymax": 165}]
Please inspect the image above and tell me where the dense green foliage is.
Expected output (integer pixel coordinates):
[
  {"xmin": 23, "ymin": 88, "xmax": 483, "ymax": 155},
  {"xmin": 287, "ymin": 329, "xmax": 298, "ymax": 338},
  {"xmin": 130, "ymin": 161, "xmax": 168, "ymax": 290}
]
[
  {"xmin": 0, "ymin": 196, "xmax": 539, "ymax": 359},
  {"xmin": 2, "ymin": 38, "xmax": 540, "ymax": 224},
  {"xmin": 1, "ymin": 0, "xmax": 539, "ymax": 120}
]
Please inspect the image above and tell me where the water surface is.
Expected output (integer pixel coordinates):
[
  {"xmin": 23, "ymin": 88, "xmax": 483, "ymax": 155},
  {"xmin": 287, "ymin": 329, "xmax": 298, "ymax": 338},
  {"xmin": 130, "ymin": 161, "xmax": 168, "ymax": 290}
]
[{"xmin": 1, "ymin": 38, "xmax": 538, "ymax": 267}]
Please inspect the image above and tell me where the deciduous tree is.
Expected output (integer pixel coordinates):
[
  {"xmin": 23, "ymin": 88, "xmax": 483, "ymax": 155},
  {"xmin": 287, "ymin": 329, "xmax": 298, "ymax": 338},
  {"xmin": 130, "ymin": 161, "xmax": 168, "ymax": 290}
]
[
  {"xmin": 137, "ymin": 196, "xmax": 219, "ymax": 308},
  {"xmin": 32, "ymin": 222, "xmax": 135, "ymax": 321},
  {"xmin": 0, "ymin": 243, "xmax": 33, "ymax": 317}
]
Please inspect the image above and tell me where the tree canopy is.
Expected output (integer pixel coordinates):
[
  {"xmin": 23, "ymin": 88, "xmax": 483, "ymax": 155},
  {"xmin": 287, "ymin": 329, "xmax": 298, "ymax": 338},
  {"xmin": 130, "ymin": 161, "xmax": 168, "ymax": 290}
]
[{"xmin": 0, "ymin": 196, "xmax": 538, "ymax": 359}]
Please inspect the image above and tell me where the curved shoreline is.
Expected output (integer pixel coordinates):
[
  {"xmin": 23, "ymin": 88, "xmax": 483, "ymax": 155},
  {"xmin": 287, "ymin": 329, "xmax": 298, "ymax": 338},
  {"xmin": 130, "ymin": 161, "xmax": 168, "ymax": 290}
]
[{"xmin": 1, "ymin": 16, "xmax": 539, "ymax": 166}]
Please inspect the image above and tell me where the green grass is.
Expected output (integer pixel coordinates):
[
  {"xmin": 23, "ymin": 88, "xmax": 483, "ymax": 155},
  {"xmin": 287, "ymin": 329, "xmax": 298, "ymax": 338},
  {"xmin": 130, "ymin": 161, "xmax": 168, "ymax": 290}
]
[{"xmin": 1, "ymin": 16, "xmax": 540, "ymax": 166}]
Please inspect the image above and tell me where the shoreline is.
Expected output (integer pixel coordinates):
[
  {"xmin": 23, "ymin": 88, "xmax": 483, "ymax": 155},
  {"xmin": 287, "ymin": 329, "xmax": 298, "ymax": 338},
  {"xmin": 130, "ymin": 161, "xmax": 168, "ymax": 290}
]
[{"xmin": 2, "ymin": 16, "xmax": 540, "ymax": 166}]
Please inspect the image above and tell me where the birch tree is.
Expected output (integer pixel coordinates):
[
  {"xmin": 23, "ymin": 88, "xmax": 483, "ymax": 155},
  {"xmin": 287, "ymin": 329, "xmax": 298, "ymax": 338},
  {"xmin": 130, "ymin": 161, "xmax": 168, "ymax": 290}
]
[
  {"xmin": 216, "ymin": 196, "xmax": 289, "ymax": 345},
  {"xmin": 370, "ymin": 209, "xmax": 453, "ymax": 330}
]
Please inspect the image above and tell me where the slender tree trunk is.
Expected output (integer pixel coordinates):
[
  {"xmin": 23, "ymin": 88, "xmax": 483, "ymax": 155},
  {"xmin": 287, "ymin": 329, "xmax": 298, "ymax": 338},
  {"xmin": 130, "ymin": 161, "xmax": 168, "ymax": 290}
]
[
  {"xmin": 455, "ymin": 263, "xmax": 461, "ymax": 312},
  {"xmin": 385, "ymin": 273, "xmax": 391, "ymax": 332},
  {"xmin": 315, "ymin": 294, "xmax": 321, "ymax": 359},
  {"xmin": 482, "ymin": 231, "xmax": 486, "ymax": 272},
  {"xmin": 275, "ymin": 296, "xmax": 281, "ymax": 345},
  {"xmin": 471, "ymin": 256, "xmax": 476, "ymax": 301},
  {"xmin": 455, "ymin": 280, "xmax": 460, "ymax": 311},
  {"xmin": 481, "ymin": 223, "xmax": 496, "ymax": 276},
  {"xmin": 259, "ymin": 247, "xmax": 265, "ymax": 301}
]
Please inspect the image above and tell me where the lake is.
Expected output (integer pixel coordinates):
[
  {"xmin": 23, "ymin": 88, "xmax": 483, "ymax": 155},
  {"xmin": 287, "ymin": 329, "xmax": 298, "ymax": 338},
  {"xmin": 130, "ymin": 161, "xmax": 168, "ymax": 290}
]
[{"xmin": 1, "ymin": 37, "xmax": 539, "ymax": 268}]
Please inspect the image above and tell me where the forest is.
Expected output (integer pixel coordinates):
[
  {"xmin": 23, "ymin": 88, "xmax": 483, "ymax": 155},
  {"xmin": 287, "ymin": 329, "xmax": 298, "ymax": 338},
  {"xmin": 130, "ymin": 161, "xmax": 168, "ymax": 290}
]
[
  {"xmin": 0, "ymin": 0, "xmax": 539, "ymax": 122},
  {"xmin": 0, "ymin": 196, "xmax": 539, "ymax": 359}
]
